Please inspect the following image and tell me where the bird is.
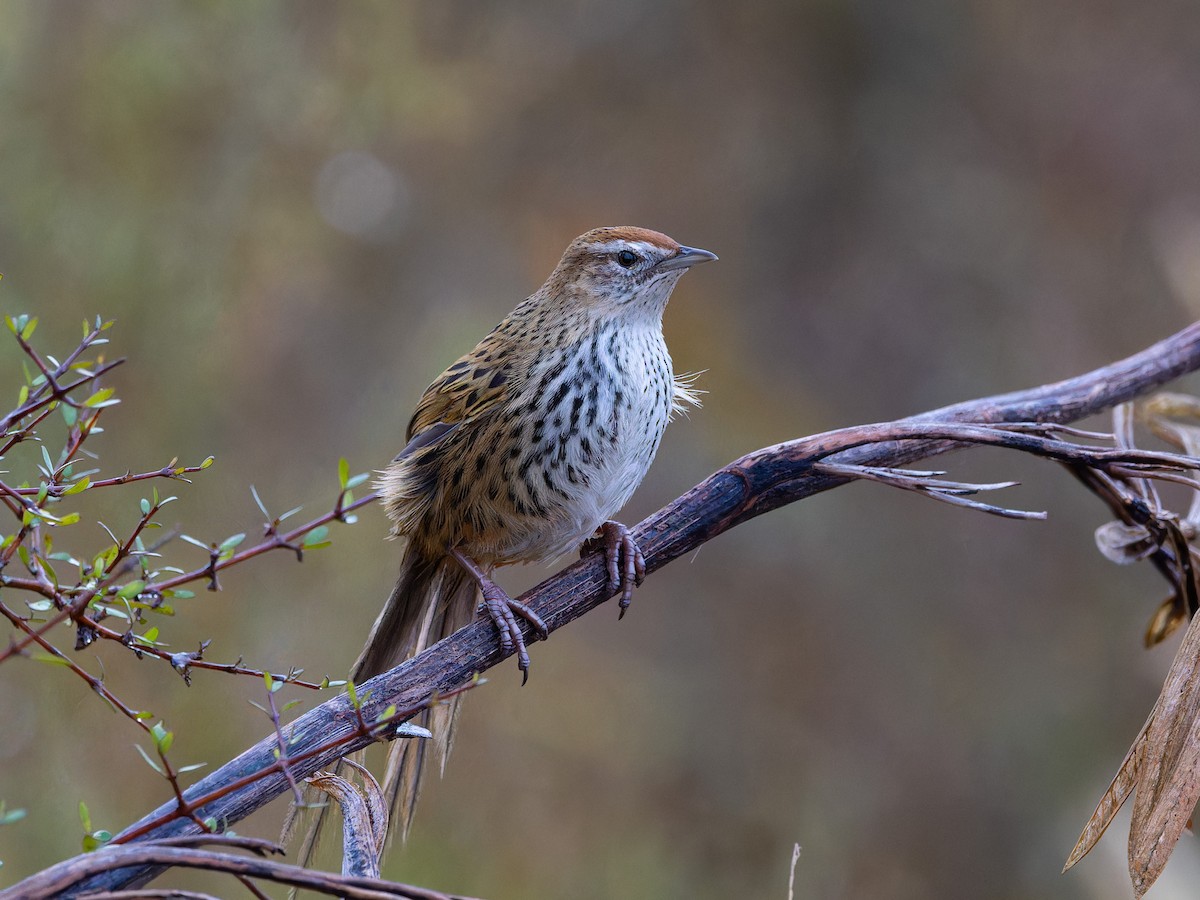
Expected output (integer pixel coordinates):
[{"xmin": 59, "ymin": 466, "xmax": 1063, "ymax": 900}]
[{"xmin": 351, "ymin": 226, "xmax": 716, "ymax": 842}]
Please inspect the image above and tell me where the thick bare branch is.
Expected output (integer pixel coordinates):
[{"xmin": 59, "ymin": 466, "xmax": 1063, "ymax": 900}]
[
  {"xmin": 0, "ymin": 835, "xmax": 481, "ymax": 900},
  {"xmin": 61, "ymin": 320, "xmax": 1200, "ymax": 897}
]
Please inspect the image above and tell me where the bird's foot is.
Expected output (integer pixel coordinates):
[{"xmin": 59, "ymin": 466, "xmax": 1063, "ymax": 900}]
[
  {"xmin": 582, "ymin": 520, "xmax": 646, "ymax": 618},
  {"xmin": 449, "ymin": 547, "xmax": 547, "ymax": 685}
]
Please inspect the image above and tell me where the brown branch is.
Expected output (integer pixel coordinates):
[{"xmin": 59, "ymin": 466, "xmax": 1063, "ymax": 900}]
[
  {"xmin": 58, "ymin": 320, "xmax": 1200, "ymax": 897},
  {"xmin": 1, "ymin": 835, "xmax": 482, "ymax": 900}
]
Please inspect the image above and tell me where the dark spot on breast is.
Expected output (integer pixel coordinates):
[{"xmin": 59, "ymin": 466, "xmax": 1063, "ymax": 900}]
[
  {"xmin": 489, "ymin": 370, "xmax": 508, "ymax": 389},
  {"xmin": 548, "ymin": 379, "xmax": 571, "ymax": 411},
  {"xmin": 536, "ymin": 358, "xmax": 568, "ymax": 393}
]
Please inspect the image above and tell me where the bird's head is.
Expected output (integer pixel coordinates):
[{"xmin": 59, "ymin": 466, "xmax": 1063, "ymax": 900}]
[{"xmin": 546, "ymin": 226, "xmax": 717, "ymax": 318}]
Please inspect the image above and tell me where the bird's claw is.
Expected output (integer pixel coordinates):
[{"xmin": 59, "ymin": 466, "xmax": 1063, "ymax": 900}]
[
  {"xmin": 583, "ymin": 520, "xmax": 646, "ymax": 618},
  {"xmin": 451, "ymin": 545, "xmax": 547, "ymax": 684},
  {"xmin": 478, "ymin": 579, "xmax": 547, "ymax": 685}
]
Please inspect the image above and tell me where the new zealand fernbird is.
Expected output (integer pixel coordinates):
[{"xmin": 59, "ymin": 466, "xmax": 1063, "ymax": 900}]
[{"xmin": 354, "ymin": 226, "xmax": 716, "ymax": 840}]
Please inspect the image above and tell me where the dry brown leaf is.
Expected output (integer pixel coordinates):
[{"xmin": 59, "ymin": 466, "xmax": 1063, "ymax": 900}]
[
  {"xmin": 307, "ymin": 762, "xmax": 387, "ymax": 879},
  {"xmin": 1145, "ymin": 594, "xmax": 1189, "ymax": 648},
  {"xmin": 1064, "ymin": 711, "xmax": 1152, "ymax": 873},
  {"xmin": 1095, "ymin": 522, "xmax": 1159, "ymax": 565},
  {"xmin": 1128, "ymin": 609, "xmax": 1200, "ymax": 896}
]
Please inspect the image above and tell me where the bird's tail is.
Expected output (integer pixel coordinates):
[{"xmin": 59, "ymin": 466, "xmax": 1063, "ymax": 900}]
[
  {"xmin": 286, "ymin": 541, "xmax": 477, "ymax": 864},
  {"xmin": 351, "ymin": 541, "xmax": 477, "ymax": 840}
]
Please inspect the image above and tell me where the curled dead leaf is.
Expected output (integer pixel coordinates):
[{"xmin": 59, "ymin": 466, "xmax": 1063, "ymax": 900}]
[
  {"xmin": 1095, "ymin": 521, "xmax": 1159, "ymax": 565},
  {"xmin": 306, "ymin": 760, "xmax": 387, "ymax": 878}
]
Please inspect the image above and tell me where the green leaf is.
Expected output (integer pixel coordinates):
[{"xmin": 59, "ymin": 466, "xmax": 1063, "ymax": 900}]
[
  {"xmin": 338, "ymin": 457, "xmax": 350, "ymax": 488},
  {"xmin": 54, "ymin": 512, "xmax": 81, "ymax": 526},
  {"xmin": 25, "ymin": 599, "xmax": 53, "ymax": 612},
  {"xmin": 91, "ymin": 546, "xmax": 117, "ymax": 577},
  {"xmin": 140, "ymin": 626, "xmax": 159, "ymax": 644},
  {"xmin": 0, "ymin": 807, "xmax": 26, "ymax": 826},
  {"xmin": 150, "ymin": 722, "xmax": 173, "ymax": 754},
  {"xmin": 32, "ymin": 653, "xmax": 70, "ymax": 667},
  {"xmin": 177, "ymin": 762, "xmax": 206, "ymax": 774},
  {"xmin": 302, "ymin": 526, "xmax": 330, "ymax": 548},
  {"xmin": 139, "ymin": 498, "xmax": 150, "ymax": 515},
  {"xmin": 200, "ymin": 456, "xmax": 215, "ymax": 469},
  {"xmin": 82, "ymin": 387, "xmax": 115, "ymax": 407},
  {"xmin": 116, "ymin": 580, "xmax": 145, "ymax": 600},
  {"xmin": 82, "ymin": 827, "xmax": 112, "ymax": 851},
  {"xmin": 344, "ymin": 472, "xmax": 370, "ymax": 490},
  {"xmin": 218, "ymin": 533, "xmax": 246, "ymax": 554},
  {"xmin": 60, "ymin": 403, "xmax": 77, "ymax": 426},
  {"xmin": 64, "ymin": 476, "xmax": 90, "ymax": 495},
  {"xmin": 78, "ymin": 801, "xmax": 92, "ymax": 833},
  {"xmin": 20, "ymin": 316, "xmax": 37, "ymax": 341}
]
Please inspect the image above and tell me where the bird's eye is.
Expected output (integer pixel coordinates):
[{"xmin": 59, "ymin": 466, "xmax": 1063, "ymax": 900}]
[{"xmin": 616, "ymin": 249, "xmax": 639, "ymax": 268}]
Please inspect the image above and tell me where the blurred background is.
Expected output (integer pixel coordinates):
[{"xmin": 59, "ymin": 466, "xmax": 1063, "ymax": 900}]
[{"xmin": 3, "ymin": 2, "xmax": 1200, "ymax": 897}]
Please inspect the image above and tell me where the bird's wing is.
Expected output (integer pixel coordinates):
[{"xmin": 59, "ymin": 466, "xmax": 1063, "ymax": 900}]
[{"xmin": 400, "ymin": 329, "xmax": 516, "ymax": 456}]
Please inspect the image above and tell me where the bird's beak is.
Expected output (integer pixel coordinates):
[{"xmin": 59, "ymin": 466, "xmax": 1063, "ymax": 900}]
[{"xmin": 656, "ymin": 245, "xmax": 719, "ymax": 272}]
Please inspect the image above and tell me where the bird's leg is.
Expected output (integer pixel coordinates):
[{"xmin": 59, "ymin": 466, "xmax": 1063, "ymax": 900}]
[
  {"xmin": 448, "ymin": 545, "xmax": 548, "ymax": 684},
  {"xmin": 581, "ymin": 520, "xmax": 647, "ymax": 618}
]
